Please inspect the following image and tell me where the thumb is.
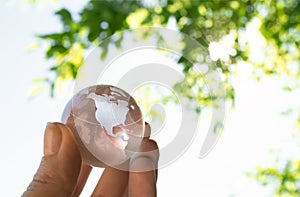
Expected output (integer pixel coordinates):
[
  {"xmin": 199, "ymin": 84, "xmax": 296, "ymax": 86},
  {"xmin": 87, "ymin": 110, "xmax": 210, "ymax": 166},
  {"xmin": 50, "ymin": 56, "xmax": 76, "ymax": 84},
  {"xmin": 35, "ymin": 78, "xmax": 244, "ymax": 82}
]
[{"xmin": 22, "ymin": 123, "xmax": 82, "ymax": 197}]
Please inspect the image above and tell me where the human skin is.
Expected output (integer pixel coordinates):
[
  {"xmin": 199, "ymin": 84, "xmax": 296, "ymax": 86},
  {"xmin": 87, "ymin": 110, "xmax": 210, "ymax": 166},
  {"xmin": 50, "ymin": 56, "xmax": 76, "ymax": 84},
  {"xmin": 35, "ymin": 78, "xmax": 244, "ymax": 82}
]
[{"xmin": 22, "ymin": 122, "xmax": 159, "ymax": 197}]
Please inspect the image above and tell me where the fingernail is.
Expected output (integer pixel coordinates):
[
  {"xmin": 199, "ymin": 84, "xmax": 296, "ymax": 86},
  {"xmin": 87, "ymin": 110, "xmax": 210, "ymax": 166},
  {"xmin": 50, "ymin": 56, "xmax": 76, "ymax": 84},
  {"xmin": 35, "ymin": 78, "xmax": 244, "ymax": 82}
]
[
  {"xmin": 44, "ymin": 122, "xmax": 62, "ymax": 155},
  {"xmin": 130, "ymin": 156, "xmax": 156, "ymax": 175}
]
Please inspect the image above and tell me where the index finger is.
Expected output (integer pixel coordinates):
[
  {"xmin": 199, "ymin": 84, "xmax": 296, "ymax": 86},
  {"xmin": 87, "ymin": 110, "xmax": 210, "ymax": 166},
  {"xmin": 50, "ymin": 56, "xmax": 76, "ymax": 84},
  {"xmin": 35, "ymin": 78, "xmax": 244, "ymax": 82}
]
[{"xmin": 128, "ymin": 123, "xmax": 159, "ymax": 197}]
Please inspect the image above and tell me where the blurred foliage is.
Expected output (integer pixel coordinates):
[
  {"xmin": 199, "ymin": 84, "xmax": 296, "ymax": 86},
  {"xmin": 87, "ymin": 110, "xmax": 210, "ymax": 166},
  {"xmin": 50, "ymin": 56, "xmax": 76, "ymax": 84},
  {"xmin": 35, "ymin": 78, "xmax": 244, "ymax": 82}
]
[
  {"xmin": 254, "ymin": 160, "xmax": 300, "ymax": 196},
  {"xmin": 23, "ymin": 0, "xmax": 57, "ymax": 4},
  {"xmin": 30, "ymin": 0, "xmax": 300, "ymax": 195},
  {"xmin": 34, "ymin": 0, "xmax": 300, "ymax": 98}
]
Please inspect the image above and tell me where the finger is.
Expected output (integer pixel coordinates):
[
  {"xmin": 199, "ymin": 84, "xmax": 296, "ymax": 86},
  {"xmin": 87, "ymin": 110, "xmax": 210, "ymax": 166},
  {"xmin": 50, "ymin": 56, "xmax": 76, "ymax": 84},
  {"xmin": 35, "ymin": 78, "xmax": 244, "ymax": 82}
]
[
  {"xmin": 71, "ymin": 163, "xmax": 93, "ymax": 197},
  {"xmin": 91, "ymin": 122, "xmax": 154, "ymax": 197},
  {"xmin": 144, "ymin": 122, "xmax": 151, "ymax": 139},
  {"xmin": 129, "ymin": 139, "xmax": 159, "ymax": 197},
  {"xmin": 130, "ymin": 139, "xmax": 159, "ymax": 173},
  {"xmin": 139, "ymin": 122, "xmax": 158, "ymax": 179},
  {"xmin": 122, "ymin": 186, "xmax": 128, "ymax": 197},
  {"xmin": 22, "ymin": 123, "xmax": 82, "ymax": 197},
  {"xmin": 91, "ymin": 166, "xmax": 129, "ymax": 197}
]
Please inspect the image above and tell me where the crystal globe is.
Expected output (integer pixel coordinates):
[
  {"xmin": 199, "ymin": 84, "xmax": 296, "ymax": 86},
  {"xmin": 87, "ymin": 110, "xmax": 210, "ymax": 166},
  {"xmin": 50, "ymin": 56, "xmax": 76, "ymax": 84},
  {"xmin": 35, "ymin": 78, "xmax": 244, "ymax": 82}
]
[{"xmin": 61, "ymin": 85, "xmax": 144, "ymax": 167}]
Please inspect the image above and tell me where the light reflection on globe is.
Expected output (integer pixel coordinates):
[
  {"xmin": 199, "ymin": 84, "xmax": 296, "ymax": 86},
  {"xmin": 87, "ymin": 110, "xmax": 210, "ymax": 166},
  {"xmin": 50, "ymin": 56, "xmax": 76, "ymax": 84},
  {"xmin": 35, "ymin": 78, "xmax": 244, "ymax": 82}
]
[{"xmin": 61, "ymin": 85, "xmax": 144, "ymax": 167}]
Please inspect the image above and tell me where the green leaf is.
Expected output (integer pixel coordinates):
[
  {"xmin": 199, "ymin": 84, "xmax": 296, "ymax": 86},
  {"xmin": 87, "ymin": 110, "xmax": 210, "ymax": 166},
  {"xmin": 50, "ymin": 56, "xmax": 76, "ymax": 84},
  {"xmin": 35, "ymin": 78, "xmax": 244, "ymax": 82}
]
[
  {"xmin": 28, "ymin": 85, "xmax": 43, "ymax": 98},
  {"xmin": 283, "ymin": 86, "xmax": 293, "ymax": 92},
  {"xmin": 31, "ymin": 77, "xmax": 48, "ymax": 83},
  {"xmin": 46, "ymin": 45, "xmax": 68, "ymax": 59},
  {"xmin": 55, "ymin": 8, "xmax": 73, "ymax": 27}
]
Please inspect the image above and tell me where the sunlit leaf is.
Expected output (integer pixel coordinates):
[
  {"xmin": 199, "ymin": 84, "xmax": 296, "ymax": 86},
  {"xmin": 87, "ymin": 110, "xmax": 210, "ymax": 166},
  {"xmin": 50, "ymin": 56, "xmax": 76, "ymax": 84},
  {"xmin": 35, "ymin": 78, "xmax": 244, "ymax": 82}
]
[
  {"xmin": 26, "ymin": 43, "xmax": 40, "ymax": 51},
  {"xmin": 28, "ymin": 85, "xmax": 43, "ymax": 98}
]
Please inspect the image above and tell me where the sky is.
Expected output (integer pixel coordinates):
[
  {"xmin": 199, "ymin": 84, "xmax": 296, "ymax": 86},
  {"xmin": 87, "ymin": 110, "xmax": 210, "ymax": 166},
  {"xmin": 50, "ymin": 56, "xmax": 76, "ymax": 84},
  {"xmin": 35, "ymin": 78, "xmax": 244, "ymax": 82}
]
[{"xmin": 0, "ymin": 1, "xmax": 300, "ymax": 196}]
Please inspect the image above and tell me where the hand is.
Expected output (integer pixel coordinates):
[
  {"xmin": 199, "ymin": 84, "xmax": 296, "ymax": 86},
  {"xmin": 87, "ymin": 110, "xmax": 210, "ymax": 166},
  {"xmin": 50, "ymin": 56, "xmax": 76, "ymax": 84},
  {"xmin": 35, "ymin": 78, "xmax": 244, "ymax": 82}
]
[{"xmin": 22, "ymin": 122, "xmax": 159, "ymax": 197}]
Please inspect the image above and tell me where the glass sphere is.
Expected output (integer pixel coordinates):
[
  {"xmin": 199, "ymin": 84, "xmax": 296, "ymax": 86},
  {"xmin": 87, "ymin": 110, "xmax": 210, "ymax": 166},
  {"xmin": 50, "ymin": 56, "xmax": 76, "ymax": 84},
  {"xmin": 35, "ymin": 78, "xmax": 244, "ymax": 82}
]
[{"xmin": 61, "ymin": 85, "xmax": 144, "ymax": 167}]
